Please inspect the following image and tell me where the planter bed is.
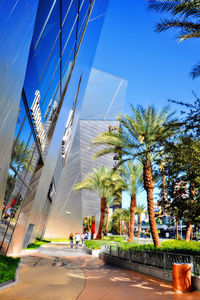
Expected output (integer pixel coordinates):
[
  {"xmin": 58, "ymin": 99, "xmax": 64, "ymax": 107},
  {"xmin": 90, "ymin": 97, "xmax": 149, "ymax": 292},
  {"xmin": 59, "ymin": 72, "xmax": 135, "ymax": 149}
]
[
  {"xmin": 103, "ymin": 245, "xmax": 200, "ymax": 276},
  {"xmin": 100, "ymin": 252, "xmax": 200, "ymax": 291}
]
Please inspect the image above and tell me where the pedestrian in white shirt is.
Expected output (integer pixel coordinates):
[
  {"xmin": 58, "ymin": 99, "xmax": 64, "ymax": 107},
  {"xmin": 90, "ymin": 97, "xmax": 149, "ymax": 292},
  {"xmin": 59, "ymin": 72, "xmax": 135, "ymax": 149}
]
[{"xmin": 75, "ymin": 233, "xmax": 81, "ymax": 249}]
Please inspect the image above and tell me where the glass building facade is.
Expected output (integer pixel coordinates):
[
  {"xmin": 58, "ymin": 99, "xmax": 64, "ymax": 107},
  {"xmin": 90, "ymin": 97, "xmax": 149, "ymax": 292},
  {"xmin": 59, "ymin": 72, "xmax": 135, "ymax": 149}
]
[{"xmin": 0, "ymin": 0, "xmax": 109, "ymax": 254}]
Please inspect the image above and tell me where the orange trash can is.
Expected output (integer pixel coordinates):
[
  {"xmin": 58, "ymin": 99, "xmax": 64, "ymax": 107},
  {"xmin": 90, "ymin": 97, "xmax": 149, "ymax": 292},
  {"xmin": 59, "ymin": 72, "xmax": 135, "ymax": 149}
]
[{"xmin": 172, "ymin": 263, "xmax": 191, "ymax": 293}]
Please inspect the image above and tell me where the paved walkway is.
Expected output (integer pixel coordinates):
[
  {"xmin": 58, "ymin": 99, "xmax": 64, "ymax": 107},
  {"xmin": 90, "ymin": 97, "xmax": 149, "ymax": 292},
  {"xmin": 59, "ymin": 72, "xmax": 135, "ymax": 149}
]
[{"xmin": 1, "ymin": 243, "xmax": 200, "ymax": 300}]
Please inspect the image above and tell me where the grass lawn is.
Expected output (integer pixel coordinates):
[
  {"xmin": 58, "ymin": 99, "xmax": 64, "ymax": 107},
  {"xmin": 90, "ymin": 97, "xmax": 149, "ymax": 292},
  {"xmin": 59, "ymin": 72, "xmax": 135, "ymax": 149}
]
[
  {"xmin": 84, "ymin": 235, "xmax": 126, "ymax": 250},
  {"xmin": 26, "ymin": 237, "xmax": 70, "ymax": 249},
  {"xmin": 26, "ymin": 238, "xmax": 50, "ymax": 249},
  {"xmin": 0, "ymin": 255, "xmax": 20, "ymax": 283},
  {"xmin": 102, "ymin": 236, "xmax": 126, "ymax": 243},
  {"xmin": 48, "ymin": 238, "xmax": 69, "ymax": 242}
]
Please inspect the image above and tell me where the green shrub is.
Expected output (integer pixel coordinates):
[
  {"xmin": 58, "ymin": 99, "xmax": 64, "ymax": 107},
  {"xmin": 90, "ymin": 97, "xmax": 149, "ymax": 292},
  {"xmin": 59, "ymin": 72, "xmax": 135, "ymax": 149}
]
[
  {"xmin": 118, "ymin": 240, "xmax": 200, "ymax": 255},
  {"xmin": 0, "ymin": 255, "xmax": 20, "ymax": 283},
  {"xmin": 85, "ymin": 240, "xmax": 105, "ymax": 249}
]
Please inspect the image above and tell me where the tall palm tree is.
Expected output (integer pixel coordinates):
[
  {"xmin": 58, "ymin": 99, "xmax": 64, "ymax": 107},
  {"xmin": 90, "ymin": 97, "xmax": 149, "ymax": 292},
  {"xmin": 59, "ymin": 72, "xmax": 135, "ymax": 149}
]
[
  {"xmin": 136, "ymin": 204, "xmax": 146, "ymax": 238},
  {"xmin": 148, "ymin": 0, "xmax": 200, "ymax": 78},
  {"xmin": 74, "ymin": 166, "xmax": 126, "ymax": 239},
  {"xmin": 92, "ymin": 105, "xmax": 176, "ymax": 247},
  {"xmin": 120, "ymin": 161, "xmax": 143, "ymax": 241}
]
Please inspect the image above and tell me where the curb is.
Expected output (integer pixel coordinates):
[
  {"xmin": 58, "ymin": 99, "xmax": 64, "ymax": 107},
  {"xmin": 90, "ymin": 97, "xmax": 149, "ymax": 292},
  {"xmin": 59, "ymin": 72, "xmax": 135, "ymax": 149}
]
[
  {"xmin": 83, "ymin": 245, "xmax": 101, "ymax": 257},
  {"xmin": 0, "ymin": 260, "xmax": 22, "ymax": 291}
]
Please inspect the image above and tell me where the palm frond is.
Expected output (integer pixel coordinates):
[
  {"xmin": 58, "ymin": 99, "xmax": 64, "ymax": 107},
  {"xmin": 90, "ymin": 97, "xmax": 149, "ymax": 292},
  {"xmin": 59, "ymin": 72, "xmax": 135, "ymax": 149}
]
[
  {"xmin": 148, "ymin": 0, "xmax": 200, "ymax": 18},
  {"xmin": 191, "ymin": 63, "xmax": 200, "ymax": 78},
  {"xmin": 155, "ymin": 18, "xmax": 200, "ymax": 33}
]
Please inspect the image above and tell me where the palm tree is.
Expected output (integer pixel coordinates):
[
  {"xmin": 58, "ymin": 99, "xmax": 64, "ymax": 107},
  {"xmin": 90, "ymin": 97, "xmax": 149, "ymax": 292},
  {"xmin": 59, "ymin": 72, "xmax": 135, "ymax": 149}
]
[
  {"xmin": 122, "ymin": 209, "xmax": 131, "ymax": 236},
  {"xmin": 104, "ymin": 196, "xmax": 121, "ymax": 235},
  {"xmin": 4, "ymin": 139, "xmax": 33, "ymax": 205},
  {"xmin": 92, "ymin": 105, "xmax": 176, "ymax": 247},
  {"xmin": 11, "ymin": 138, "xmax": 33, "ymax": 173},
  {"xmin": 74, "ymin": 166, "xmax": 126, "ymax": 239},
  {"xmin": 148, "ymin": 0, "xmax": 200, "ymax": 78},
  {"xmin": 111, "ymin": 208, "xmax": 124, "ymax": 235},
  {"xmin": 136, "ymin": 204, "xmax": 146, "ymax": 237},
  {"xmin": 120, "ymin": 161, "xmax": 143, "ymax": 241}
]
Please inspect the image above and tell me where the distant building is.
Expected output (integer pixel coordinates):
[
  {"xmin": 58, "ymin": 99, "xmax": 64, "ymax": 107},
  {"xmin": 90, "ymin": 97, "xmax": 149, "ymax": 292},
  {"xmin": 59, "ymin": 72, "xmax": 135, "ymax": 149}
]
[{"xmin": 43, "ymin": 68, "xmax": 127, "ymax": 239}]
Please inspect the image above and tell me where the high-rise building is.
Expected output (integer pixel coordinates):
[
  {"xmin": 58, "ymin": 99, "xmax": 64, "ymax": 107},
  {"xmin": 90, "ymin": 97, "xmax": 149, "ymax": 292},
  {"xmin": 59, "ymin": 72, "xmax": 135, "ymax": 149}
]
[
  {"xmin": 0, "ymin": 0, "xmax": 109, "ymax": 255},
  {"xmin": 43, "ymin": 68, "xmax": 127, "ymax": 239}
]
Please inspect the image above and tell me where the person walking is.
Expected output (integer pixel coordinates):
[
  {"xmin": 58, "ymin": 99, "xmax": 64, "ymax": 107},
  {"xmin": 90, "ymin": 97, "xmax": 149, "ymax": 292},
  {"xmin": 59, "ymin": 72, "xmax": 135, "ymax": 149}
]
[
  {"xmin": 81, "ymin": 233, "xmax": 85, "ymax": 246},
  {"xmin": 75, "ymin": 233, "xmax": 81, "ymax": 249},
  {"xmin": 69, "ymin": 233, "xmax": 74, "ymax": 248}
]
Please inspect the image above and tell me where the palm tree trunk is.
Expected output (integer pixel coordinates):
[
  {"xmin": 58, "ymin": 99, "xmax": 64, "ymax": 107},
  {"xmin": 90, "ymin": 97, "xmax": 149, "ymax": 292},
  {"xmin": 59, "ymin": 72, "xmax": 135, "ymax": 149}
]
[
  {"xmin": 127, "ymin": 222, "xmax": 130, "ymax": 236},
  {"xmin": 119, "ymin": 218, "xmax": 121, "ymax": 235},
  {"xmin": 186, "ymin": 224, "xmax": 192, "ymax": 241},
  {"xmin": 87, "ymin": 217, "xmax": 90, "ymax": 232},
  {"xmin": 185, "ymin": 180, "xmax": 196, "ymax": 241},
  {"xmin": 128, "ymin": 193, "xmax": 136, "ymax": 241},
  {"xmin": 195, "ymin": 224, "xmax": 198, "ymax": 239},
  {"xmin": 96, "ymin": 197, "xmax": 106, "ymax": 240},
  {"xmin": 143, "ymin": 161, "xmax": 161, "ymax": 247},
  {"xmin": 191, "ymin": 228, "xmax": 193, "ymax": 240},
  {"xmin": 105, "ymin": 207, "xmax": 109, "ymax": 235},
  {"xmin": 137, "ymin": 215, "xmax": 142, "ymax": 237},
  {"xmin": 176, "ymin": 218, "xmax": 179, "ymax": 240}
]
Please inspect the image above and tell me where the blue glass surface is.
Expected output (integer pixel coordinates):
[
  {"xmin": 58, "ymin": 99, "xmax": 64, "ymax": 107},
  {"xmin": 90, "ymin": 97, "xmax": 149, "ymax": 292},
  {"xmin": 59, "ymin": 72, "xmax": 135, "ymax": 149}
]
[
  {"xmin": 76, "ymin": 0, "xmax": 91, "ymax": 49},
  {"xmin": 32, "ymin": 0, "xmax": 56, "ymax": 50},
  {"xmin": 61, "ymin": 0, "xmax": 79, "ymax": 77},
  {"xmin": 23, "ymin": 0, "xmax": 60, "ymax": 121}
]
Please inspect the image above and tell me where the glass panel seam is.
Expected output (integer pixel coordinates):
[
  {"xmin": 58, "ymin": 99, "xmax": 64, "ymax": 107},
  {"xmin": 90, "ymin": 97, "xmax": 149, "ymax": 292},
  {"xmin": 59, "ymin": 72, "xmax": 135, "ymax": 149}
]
[
  {"xmin": 34, "ymin": 0, "xmax": 57, "ymax": 51},
  {"xmin": 39, "ymin": 0, "xmax": 75, "ymax": 83}
]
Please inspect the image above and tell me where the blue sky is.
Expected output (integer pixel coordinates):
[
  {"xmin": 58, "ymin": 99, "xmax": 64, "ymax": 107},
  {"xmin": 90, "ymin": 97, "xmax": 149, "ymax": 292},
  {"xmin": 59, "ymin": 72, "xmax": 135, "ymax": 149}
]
[{"xmin": 93, "ymin": 0, "xmax": 200, "ymax": 208}]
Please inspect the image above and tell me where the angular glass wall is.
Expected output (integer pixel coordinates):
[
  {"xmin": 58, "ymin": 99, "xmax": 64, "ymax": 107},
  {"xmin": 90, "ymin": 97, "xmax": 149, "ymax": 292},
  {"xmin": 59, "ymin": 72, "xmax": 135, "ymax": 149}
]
[
  {"xmin": 29, "ymin": 0, "xmax": 110, "ymax": 242},
  {"xmin": 2, "ymin": 0, "xmax": 109, "ymax": 254}
]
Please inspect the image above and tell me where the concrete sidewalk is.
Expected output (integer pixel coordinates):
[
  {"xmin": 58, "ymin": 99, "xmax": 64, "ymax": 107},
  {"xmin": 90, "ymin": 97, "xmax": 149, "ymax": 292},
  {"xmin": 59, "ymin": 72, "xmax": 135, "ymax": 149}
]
[
  {"xmin": 1, "ymin": 243, "xmax": 200, "ymax": 300},
  {"xmin": 71, "ymin": 256, "xmax": 200, "ymax": 300},
  {"xmin": 0, "ymin": 254, "xmax": 85, "ymax": 300}
]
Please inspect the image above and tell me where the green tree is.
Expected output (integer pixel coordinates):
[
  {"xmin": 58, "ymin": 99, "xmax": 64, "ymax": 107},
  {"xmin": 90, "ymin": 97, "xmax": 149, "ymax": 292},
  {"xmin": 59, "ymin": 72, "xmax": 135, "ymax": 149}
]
[
  {"xmin": 136, "ymin": 204, "xmax": 146, "ymax": 237},
  {"xmin": 148, "ymin": 0, "xmax": 200, "ymax": 78},
  {"xmin": 163, "ymin": 136, "xmax": 200, "ymax": 240},
  {"xmin": 120, "ymin": 161, "xmax": 143, "ymax": 241},
  {"xmin": 93, "ymin": 105, "xmax": 176, "ymax": 247},
  {"xmin": 74, "ymin": 166, "xmax": 126, "ymax": 239},
  {"xmin": 104, "ymin": 196, "xmax": 121, "ymax": 235}
]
